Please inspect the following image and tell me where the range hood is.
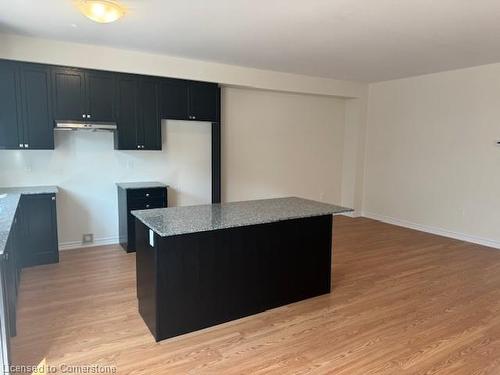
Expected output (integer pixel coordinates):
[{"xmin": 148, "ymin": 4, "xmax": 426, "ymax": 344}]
[{"xmin": 55, "ymin": 120, "xmax": 117, "ymax": 132}]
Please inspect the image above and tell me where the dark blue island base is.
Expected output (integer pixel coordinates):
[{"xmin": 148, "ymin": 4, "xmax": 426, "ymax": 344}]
[{"xmin": 135, "ymin": 214, "xmax": 333, "ymax": 341}]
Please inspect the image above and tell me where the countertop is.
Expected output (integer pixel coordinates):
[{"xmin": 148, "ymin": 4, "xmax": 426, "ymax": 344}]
[
  {"xmin": 132, "ymin": 197, "xmax": 352, "ymax": 238},
  {"xmin": 0, "ymin": 186, "xmax": 59, "ymax": 195},
  {"xmin": 116, "ymin": 182, "xmax": 168, "ymax": 190},
  {"xmin": 0, "ymin": 186, "xmax": 59, "ymax": 255},
  {"xmin": 0, "ymin": 194, "xmax": 21, "ymax": 256}
]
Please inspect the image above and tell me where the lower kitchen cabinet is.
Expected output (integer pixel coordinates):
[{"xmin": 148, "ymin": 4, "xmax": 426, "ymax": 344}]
[
  {"xmin": 18, "ymin": 193, "xmax": 59, "ymax": 267},
  {"xmin": 118, "ymin": 185, "xmax": 168, "ymax": 252},
  {"xmin": 1, "ymin": 206, "xmax": 23, "ymax": 346}
]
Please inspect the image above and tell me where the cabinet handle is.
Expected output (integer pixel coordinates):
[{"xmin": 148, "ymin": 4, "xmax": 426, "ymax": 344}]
[
  {"xmin": 146, "ymin": 204, "xmax": 150, "ymax": 208},
  {"xmin": 51, "ymin": 196, "xmax": 56, "ymax": 201},
  {"xmin": 82, "ymin": 114, "xmax": 86, "ymax": 118},
  {"xmin": 19, "ymin": 144, "xmax": 24, "ymax": 148},
  {"xmin": 87, "ymin": 114, "xmax": 91, "ymax": 118},
  {"xmin": 145, "ymin": 193, "xmax": 150, "ymax": 197},
  {"xmin": 137, "ymin": 145, "xmax": 140, "ymax": 149},
  {"xmin": 24, "ymin": 144, "xmax": 29, "ymax": 148}
]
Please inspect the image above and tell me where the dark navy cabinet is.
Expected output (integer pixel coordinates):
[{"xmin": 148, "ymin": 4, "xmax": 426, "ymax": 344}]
[
  {"xmin": 86, "ymin": 70, "xmax": 116, "ymax": 123},
  {"xmin": 0, "ymin": 59, "xmax": 221, "ymax": 199},
  {"xmin": 160, "ymin": 79, "xmax": 219, "ymax": 122},
  {"xmin": 0, "ymin": 61, "xmax": 54, "ymax": 150},
  {"xmin": 138, "ymin": 78, "xmax": 161, "ymax": 150},
  {"xmin": 160, "ymin": 79, "xmax": 189, "ymax": 120},
  {"xmin": 188, "ymin": 81, "xmax": 219, "ymax": 122},
  {"xmin": 118, "ymin": 185, "xmax": 167, "ymax": 252},
  {"xmin": 18, "ymin": 194, "xmax": 59, "ymax": 267},
  {"xmin": 115, "ymin": 75, "xmax": 161, "ymax": 150},
  {"xmin": 19, "ymin": 63, "xmax": 54, "ymax": 149},
  {"xmin": 52, "ymin": 67, "xmax": 86, "ymax": 122},
  {"xmin": 0, "ymin": 60, "xmax": 22, "ymax": 150},
  {"xmin": 52, "ymin": 67, "xmax": 116, "ymax": 123},
  {"xmin": 115, "ymin": 75, "xmax": 138, "ymax": 150}
]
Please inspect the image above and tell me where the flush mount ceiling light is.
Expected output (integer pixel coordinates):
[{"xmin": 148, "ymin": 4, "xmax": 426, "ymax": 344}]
[{"xmin": 76, "ymin": 0, "xmax": 126, "ymax": 23}]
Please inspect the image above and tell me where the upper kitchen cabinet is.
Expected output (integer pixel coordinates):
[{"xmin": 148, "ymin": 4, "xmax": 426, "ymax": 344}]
[
  {"xmin": 115, "ymin": 75, "xmax": 138, "ymax": 150},
  {"xmin": 0, "ymin": 60, "xmax": 22, "ymax": 149},
  {"xmin": 86, "ymin": 71, "xmax": 116, "ymax": 123},
  {"xmin": 52, "ymin": 67, "xmax": 86, "ymax": 122},
  {"xmin": 138, "ymin": 78, "xmax": 161, "ymax": 150},
  {"xmin": 0, "ymin": 60, "xmax": 54, "ymax": 150},
  {"xmin": 19, "ymin": 63, "xmax": 54, "ymax": 149},
  {"xmin": 159, "ymin": 79, "xmax": 189, "ymax": 120},
  {"xmin": 115, "ymin": 75, "xmax": 161, "ymax": 150},
  {"xmin": 160, "ymin": 79, "xmax": 219, "ymax": 122},
  {"xmin": 51, "ymin": 67, "xmax": 116, "ymax": 123},
  {"xmin": 188, "ymin": 82, "xmax": 220, "ymax": 122}
]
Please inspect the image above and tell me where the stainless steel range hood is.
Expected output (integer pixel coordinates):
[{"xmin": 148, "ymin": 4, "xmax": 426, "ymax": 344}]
[{"xmin": 55, "ymin": 120, "xmax": 117, "ymax": 132}]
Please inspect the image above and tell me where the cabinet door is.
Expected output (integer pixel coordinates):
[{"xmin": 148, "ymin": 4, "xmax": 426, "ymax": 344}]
[
  {"xmin": 19, "ymin": 194, "xmax": 59, "ymax": 268},
  {"xmin": 115, "ymin": 75, "xmax": 139, "ymax": 150},
  {"xmin": 86, "ymin": 71, "xmax": 116, "ymax": 122},
  {"xmin": 0, "ymin": 60, "xmax": 22, "ymax": 149},
  {"xmin": 188, "ymin": 82, "xmax": 219, "ymax": 122},
  {"xmin": 139, "ymin": 78, "xmax": 161, "ymax": 150},
  {"xmin": 19, "ymin": 63, "xmax": 54, "ymax": 150},
  {"xmin": 160, "ymin": 79, "xmax": 189, "ymax": 120},
  {"xmin": 52, "ymin": 67, "xmax": 86, "ymax": 121}
]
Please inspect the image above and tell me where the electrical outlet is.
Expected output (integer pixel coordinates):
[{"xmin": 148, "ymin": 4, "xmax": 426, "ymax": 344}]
[{"xmin": 82, "ymin": 234, "xmax": 94, "ymax": 243}]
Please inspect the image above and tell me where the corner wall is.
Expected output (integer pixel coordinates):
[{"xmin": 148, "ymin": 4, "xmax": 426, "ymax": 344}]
[{"xmin": 364, "ymin": 63, "xmax": 500, "ymax": 248}]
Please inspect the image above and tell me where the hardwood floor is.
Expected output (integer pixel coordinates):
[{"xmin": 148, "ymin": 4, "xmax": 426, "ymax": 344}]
[{"xmin": 11, "ymin": 216, "xmax": 500, "ymax": 374}]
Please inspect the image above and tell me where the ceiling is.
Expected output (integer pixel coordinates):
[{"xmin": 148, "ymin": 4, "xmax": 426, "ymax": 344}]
[{"xmin": 1, "ymin": 0, "xmax": 500, "ymax": 82}]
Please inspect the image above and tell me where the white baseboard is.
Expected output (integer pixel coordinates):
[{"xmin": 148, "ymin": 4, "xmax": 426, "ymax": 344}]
[
  {"xmin": 339, "ymin": 210, "xmax": 361, "ymax": 218},
  {"xmin": 59, "ymin": 236, "xmax": 120, "ymax": 251},
  {"xmin": 362, "ymin": 211, "xmax": 500, "ymax": 250}
]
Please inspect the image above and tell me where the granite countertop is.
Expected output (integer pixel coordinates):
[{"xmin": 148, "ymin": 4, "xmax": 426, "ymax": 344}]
[
  {"xmin": 132, "ymin": 197, "xmax": 352, "ymax": 238},
  {"xmin": 116, "ymin": 182, "xmax": 168, "ymax": 190},
  {"xmin": 0, "ymin": 194, "xmax": 21, "ymax": 256},
  {"xmin": 0, "ymin": 186, "xmax": 59, "ymax": 195}
]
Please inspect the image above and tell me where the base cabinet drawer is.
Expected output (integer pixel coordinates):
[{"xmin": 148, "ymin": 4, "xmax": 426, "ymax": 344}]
[{"xmin": 128, "ymin": 188, "xmax": 166, "ymax": 200}]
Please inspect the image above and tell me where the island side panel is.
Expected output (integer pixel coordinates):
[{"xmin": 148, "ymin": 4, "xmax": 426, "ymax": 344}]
[
  {"xmin": 154, "ymin": 214, "xmax": 333, "ymax": 341},
  {"xmin": 265, "ymin": 214, "xmax": 333, "ymax": 310},
  {"xmin": 135, "ymin": 220, "xmax": 159, "ymax": 340}
]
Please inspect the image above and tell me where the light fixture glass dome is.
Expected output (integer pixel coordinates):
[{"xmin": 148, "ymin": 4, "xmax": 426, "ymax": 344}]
[{"xmin": 77, "ymin": 0, "xmax": 125, "ymax": 23}]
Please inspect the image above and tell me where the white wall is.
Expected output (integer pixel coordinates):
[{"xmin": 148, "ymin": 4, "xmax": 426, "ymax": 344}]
[
  {"xmin": 0, "ymin": 121, "xmax": 212, "ymax": 249},
  {"xmin": 364, "ymin": 63, "xmax": 500, "ymax": 248},
  {"xmin": 0, "ymin": 33, "xmax": 366, "ymax": 98},
  {"xmin": 222, "ymin": 87, "xmax": 346, "ymax": 204}
]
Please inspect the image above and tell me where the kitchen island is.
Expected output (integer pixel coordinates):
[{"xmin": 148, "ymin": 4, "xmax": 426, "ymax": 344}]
[{"xmin": 132, "ymin": 197, "xmax": 351, "ymax": 341}]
